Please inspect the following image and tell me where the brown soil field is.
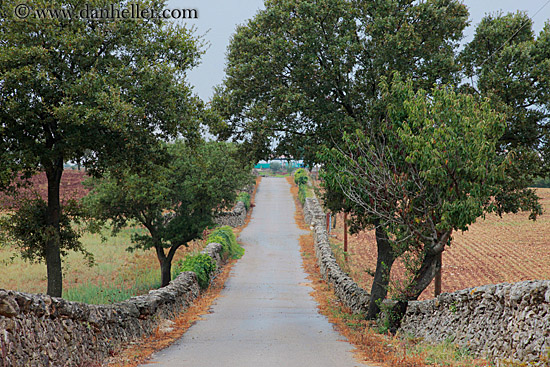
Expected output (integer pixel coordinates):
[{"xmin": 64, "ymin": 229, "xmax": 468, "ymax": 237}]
[
  {"xmin": 327, "ymin": 188, "xmax": 550, "ymax": 301},
  {"xmin": 0, "ymin": 169, "xmax": 89, "ymax": 209}
]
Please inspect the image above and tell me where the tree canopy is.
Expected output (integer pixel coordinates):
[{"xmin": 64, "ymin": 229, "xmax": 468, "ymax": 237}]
[
  {"xmin": 0, "ymin": 0, "xmax": 203, "ymax": 296},
  {"xmin": 211, "ymin": 0, "xmax": 468, "ymax": 164},
  {"xmin": 212, "ymin": 0, "xmax": 470, "ymax": 319},
  {"xmin": 213, "ymin": 0, "xmax": 547, "ymax": 323},
  {"xmin": 461, "ymin": 12, "xmax": 550, "ymax": 182}
]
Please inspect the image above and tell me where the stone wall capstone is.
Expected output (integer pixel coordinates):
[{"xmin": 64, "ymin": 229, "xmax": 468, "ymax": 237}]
[
  {"xmin": 303, "ymin": 197, "xmax": 370, "ymax": 315},
  {"xmin": 0, "ymin": 242, "xmax": 226, "ymax": 367},
  {"xmin": 399, "ymin": 280, "xmax": 550, "ymax": 364}
]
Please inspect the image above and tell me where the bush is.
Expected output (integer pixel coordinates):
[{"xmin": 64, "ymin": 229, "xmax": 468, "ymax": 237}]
[
  {"xmin": 270, "ymin": 161, "xmax": 282, "ymax": 173},
  {"xmin": 298, "ymin": 184, "xmax": 307, "ymax": 205},
  {"xmin": 237, "ymin": 192, "xmax": 251, "ymax": 210},
  {"xmin": 173, "ymin": 253, "xmax": 216, "ymax": 289},
  {"xmin": 294, "ymin": 168, "xmax": 308, "ymax": 186},
  {"xmin": 207, "ymin": 226, "xmax": 244, "ymax": 259}
]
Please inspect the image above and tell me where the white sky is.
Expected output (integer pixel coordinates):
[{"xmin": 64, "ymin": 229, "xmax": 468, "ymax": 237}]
[{"xmin": 167, "ymin": 0, "xmax": 550, "ymax": 102}]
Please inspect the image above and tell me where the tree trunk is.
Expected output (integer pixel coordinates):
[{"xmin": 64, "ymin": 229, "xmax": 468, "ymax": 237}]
[
  {"xmin": 45, "ymin": 159, "xmax": 64, "ymax": 297},
  {"xmin": 159, "ymin": 256, "xmax": 173, "ymax": 288},
  {"xmin": 366, "ymin": 223, "xmax": 395, "ymax": 319},
  {"xmin": 388, "ymin": 234, "xmax": 449, "ymax": 331}
]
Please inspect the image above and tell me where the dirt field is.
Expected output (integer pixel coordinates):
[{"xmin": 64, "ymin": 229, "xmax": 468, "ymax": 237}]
[{"xmin": 327, "ymin": 188, "xmax": 550, "ymax": 300}]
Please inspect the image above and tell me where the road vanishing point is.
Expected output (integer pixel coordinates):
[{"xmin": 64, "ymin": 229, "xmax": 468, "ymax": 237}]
[{"xmin": 142, "ymin": 177, "xmax": 369, "ymax": 367}]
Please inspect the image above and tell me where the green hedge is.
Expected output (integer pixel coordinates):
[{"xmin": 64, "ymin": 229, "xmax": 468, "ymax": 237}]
[
  {"xmin": 207, "ymin": 225, "xmax": 244, "ymax": 259},
  {"xmin": 172, "ymin": 253, "xmax": 216, "ymax": 289}
]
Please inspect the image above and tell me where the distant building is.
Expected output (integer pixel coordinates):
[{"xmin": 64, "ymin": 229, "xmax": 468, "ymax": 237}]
[{"xmin": 254, "ymin": 158, "xmax": 304, "ymax": 170}]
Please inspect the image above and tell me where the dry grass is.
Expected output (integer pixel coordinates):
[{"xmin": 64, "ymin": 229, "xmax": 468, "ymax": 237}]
[
  {"xmin": 326, "ymin": 188, "xmax": 550, "ymax": 300},
  {"xmin": 0, "ymin": 177, "xmax": 263, "ymax": 297},
  {"xmin": 0, "ymin": 226, "xmax": 204, "ymax": 297}
]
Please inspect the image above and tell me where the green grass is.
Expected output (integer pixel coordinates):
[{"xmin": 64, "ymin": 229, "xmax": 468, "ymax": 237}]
[{"xmin": 63, "ymin": 266, "xmax": 160, "ymax": 304}]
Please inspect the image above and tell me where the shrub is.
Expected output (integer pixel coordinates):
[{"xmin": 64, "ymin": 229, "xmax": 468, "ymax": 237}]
[
  {"xmin": 173, "ymin": 253, "xmax": 216, "ymax": 289},
  {"xmin": 294, "ymin": 168, "xmax": 308, "ymax": 186},
  {"xmin": 298, "ymin": 184, "xmax": 307, "ymax": 205},
  {"xmin": 270, "ymin": 161, "xmax": 282, "ymax": 173},
  {"xmin": 207, "ymin": 226, "xmax": 244, "ymax": 259},
  {"xmin": 237, "ymin": 192, "xmax": 251, "ymax": 210}
]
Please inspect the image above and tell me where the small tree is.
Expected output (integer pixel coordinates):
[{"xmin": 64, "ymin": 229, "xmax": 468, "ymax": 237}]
[
  {"xmin": 83, "ymin": 141, "xmax": 253, "ymax": 287},
  {"xmin": 269, "ymin": 161, "xmax": 282, "ymax": 173},
  {"xmin": 322, "ymin": 77, "xmax": 541, "ymax": 326}
]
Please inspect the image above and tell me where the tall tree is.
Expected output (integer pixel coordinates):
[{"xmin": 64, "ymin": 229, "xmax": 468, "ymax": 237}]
[
  {"xmin": 321, "ymin": 76, "xmax": 541, "ymax": 327},
  {"xmin": 82, "ymin": 140, "xmax": 253, "ymax": 287},
  {"xmin": 0, "ymin": 0, "xmax": 203, "ymax": 296},
  {"xmin": 461, "ymin": 12, "xmax": 550, "ymax": 185},
  {"xmin": 212, "ymin": 0, "xmax": 469, "ymax": 319}
]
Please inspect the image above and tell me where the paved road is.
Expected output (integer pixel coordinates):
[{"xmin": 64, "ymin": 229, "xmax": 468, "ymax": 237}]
[{"xmin": 142, "ymin": 177, "xmax": 364, "ymax": 367}]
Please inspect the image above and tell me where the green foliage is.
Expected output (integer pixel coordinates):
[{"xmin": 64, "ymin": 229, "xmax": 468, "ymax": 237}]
[
  {"xmin": 321, "ymin": 76, "xmax": 541, "ymax": 317},
  {"xmin": 461, "ymin": 12, "xmax": 550, "ymax": 180},
  {"xmin": 173, "ymin": 254, "xmax": 216, "ymax": 289},
  {"xmin": 207, "ymin": 226, "xmax": 244, "ymax": 259},
  {"xmin": 294, "ymin": 168, "xmax": 308, "ymax": 186},
  {"xmin": 0, "ymin": 198, "xmax": 93, "ymax": 266},
  {"xmin": 532, "ymin": 177, "xmax": 550, "ymax": 188},
  {"xmin": 269, "ymin": 161, "xmax": 282, "ymax": 173},
  {"xmin": 212, "ymin": 0, "xmax": 469, "ymax": 164},
  {"xmin": 237, "ymin": 192, "xmax": 251, "ymax": 210},
  {"xmin": 298, "ymin": 185, "xmax": 308, "ymax": 206},
  {"xmin": 294, "ymin": 168, "xmax": 310, "ymax": 205},
  {"xmin": 375, "ymin": 300, "xmax": 400, "ymax": 335}
]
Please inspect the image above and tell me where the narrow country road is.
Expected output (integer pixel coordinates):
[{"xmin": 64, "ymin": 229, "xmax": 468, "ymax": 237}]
[{"xmin": 142, "ymin": 177, "xmax": 365, "ymax": 366}]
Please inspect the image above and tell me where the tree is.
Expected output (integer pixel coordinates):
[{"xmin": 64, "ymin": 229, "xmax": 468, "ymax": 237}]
[
  {"xmin": 0, "ymin": 0, "xmax": 202, "ymax": 296},
  {"xmin": 461, "ymin": 12, "xmax": 550, "ymax": 184},
  {"xmin": 82, "ymin": 140, "xmax": 253, "ymax": 287},
  {"xmin": 211, "ymin": 0, "xmax": 468, "ymax": 164},
  {"xmin": 211, "ymin": 0, "xmax": 469, "ymax": 319},
  {"xmin": 269, "ymin": 161, "xmax": 282, "ymax": 173},
  {"xmin": 321, "ymin": 77, "xmax": 541, "ymax": 327}
]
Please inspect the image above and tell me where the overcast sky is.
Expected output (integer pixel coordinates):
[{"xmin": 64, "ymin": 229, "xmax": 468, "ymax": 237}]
[{"xmin": 167, "ymin": 0, "xmax": 550, "ymax": 102}]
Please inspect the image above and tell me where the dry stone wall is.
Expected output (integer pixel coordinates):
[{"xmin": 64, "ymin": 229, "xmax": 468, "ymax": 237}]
[
  {"xmin": 303, "ymin": 197, "xmax": 370, "ymax": 315},
  {"xmin": 399, "ymin": 281, "xmax": 550, "ymax": 364},
  {"xmin": 214, "ymin": 201, "xmax": 247, "ymax": 228},
  {"xmin": 0, "ymin": 242, "xmax": 225, "ymax": 367}
]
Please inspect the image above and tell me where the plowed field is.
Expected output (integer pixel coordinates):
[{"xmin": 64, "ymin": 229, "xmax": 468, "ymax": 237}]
[
  {"xmin": 328, "ymin": 188, "xmax": 550, "ymax": 300},
  {"xmin": 0, "ymin": 169, "xmax": 89, "ymax": 209}
]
